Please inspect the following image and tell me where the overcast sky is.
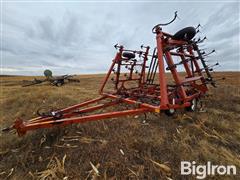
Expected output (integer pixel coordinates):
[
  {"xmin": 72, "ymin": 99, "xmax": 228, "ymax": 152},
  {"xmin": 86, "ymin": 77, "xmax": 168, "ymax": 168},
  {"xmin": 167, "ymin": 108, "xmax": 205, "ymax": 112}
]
[{"xmin": 1, "ymin": 1, "xmax": 239, "ymax": 75}]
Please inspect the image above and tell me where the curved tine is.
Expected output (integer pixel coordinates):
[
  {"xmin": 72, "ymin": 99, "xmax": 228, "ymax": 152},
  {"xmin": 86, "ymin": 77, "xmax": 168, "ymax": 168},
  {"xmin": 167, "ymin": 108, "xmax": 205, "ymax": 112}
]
[
  {"xmin": 159, "ymin": 11, "xmax": 178, "ymax": 26},
  {"xmin": 199, "ymin": 37, "xmax": 207, "ymax": 43},
  {"xmin": 195, "ymin": 24, "xmax": 202, "ymax": 30},
  {"xmin": 152, "ymin": 11, "xmax": 178, "ymax": 33},
  {"xmin": 203, "ymin": 49, "xmax": 216, "ymax": 56}
]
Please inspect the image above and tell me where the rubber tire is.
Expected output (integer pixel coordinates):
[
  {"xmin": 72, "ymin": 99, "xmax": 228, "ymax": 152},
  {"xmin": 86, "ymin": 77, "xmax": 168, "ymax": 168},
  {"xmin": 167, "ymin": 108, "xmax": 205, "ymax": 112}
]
[
  {"xmin": 122, "ymin": 52, "xmax": 135, "ymax": 59},
  {"xmin": 164, "ymin": 108, "xmax": 175, "ymax": 116},
  {"xmin": 185, "ymin": 98, "xmax": 197, "ymax": 112},
  {"xmin": 54, "ymin": 80, "xmax": 64, "ymax": 87},
  {"xmin": 172, "ymin": 27, "xmax": 196, "ymax": 41}
]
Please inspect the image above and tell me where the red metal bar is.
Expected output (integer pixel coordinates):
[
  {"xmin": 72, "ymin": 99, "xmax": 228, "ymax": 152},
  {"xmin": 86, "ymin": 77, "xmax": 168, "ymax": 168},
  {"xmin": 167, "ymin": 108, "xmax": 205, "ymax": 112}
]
[
  {"xmin": 28, "ymin": 99, "xmax": 120, "ymax": 124},
  {"xmin": 156, "ymin": 32, "xmax": 169, "ymax": 108},
  {"xmin": 118, "ymin": 78, "xmax": 140, "ymax": 82},
  {"xmin": 99, "ymin": 47, "xmax": 123, "ymax": 94},
  {"xmin": 15, "ymin": 108, "xmax": 149, "ymax": 135},
  {"xmin": 121, "ymin": 63, "xmax": 143, "ymax": 66},
  {"xmin": 182, "ymin": 76, "xmax": 202, "ymax": 84},
  {"xmin": 26, "ymin": 97, "xmax": 106, "ymax": 123},
  {"xmin": 104, "ymin": 93, "xmax": 158, "ymax": 110},
  {"xmin": 70, "ymin": 100, "xmax": 119, "ymax": 115},
  {"xmin": 167, "ymin": 39, "xmax": 188, "ymax": 46},
  {"xmin": 59, "ymin": 96, "xmax": 107, "ymax": 114},
  {"xmin": 179, "ymin": 50, "xmax": 193, "ymax": 77},
  {"xmin": 162, "ymin": 31, "xmax": 173, "ymax": 38},
  {"xmin": 188, "ymin": 47, "xmax": 204, "ymax": 78},
  {"xmin": 115, "ymin": 55, "xmax": 122, "ymax": 89},
  {"xmin": 164, "ymin": 51, "xmax": 187, "ymax": 100}
]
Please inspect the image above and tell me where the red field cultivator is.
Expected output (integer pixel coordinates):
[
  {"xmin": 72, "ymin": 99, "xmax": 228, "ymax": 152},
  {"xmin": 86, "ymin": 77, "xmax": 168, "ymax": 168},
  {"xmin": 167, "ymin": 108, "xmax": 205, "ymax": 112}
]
[{"xmin": 3, "ymin": 12, "xmax": 218, "ymax": 136}]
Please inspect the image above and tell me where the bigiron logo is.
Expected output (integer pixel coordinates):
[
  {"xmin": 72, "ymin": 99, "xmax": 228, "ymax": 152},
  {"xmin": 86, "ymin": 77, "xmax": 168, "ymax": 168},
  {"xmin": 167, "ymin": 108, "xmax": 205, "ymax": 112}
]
[{"xmin": 181, "ymin": 161, "xmax": 237, "ymax": 179}]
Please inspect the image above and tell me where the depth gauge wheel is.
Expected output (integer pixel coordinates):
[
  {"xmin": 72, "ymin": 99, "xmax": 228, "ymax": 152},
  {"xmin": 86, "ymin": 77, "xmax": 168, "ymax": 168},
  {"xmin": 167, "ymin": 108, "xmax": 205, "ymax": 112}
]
[{"xmin": 164, "ymin": 108, "xmax": 176, "ymax": 116}]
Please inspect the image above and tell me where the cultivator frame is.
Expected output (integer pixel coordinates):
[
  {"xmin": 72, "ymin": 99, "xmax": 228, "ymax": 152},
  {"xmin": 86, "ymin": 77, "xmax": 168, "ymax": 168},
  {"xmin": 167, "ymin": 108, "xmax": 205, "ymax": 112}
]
[{"xmin": 3, "ymin": 12, "xmax": 217, "ymax": 136}]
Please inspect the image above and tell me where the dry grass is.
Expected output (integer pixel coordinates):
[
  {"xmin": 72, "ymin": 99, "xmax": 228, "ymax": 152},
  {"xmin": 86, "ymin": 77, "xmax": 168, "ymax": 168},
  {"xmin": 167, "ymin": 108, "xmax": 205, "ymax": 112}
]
[{"xmin": 0, "ymin": 72, "xmax": 239, "ymax": 179}]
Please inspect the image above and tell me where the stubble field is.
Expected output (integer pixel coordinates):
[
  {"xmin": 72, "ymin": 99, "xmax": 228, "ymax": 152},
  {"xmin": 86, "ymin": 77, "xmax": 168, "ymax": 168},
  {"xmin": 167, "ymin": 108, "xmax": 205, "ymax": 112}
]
[{"xmin": 0, "ymin": 72, "xmax": 239, "ymax": 179}]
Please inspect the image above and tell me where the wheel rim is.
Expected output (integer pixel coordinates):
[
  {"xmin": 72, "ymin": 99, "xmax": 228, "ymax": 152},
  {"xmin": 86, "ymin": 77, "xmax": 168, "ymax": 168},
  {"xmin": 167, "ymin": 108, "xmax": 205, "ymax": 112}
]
[{"xmin": 191, "ymin": 98, "xmax": 197, "ymax": 110}]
